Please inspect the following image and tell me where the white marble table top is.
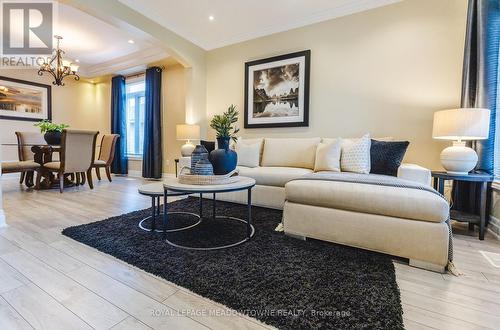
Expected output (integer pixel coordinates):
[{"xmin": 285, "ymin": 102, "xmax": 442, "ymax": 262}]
[
  {"xmin": 137, "ymin": 182, "xmax": 187, "ymax": 196},
  {"xmin": 163, "ymin": 176, "xmax": 256, "ymax": 193}
]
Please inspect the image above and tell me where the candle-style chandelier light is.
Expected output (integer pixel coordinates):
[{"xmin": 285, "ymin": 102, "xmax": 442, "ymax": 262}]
[{"xmin": 38, "ymin": 36, "xmax": 80, "ymax": 86}]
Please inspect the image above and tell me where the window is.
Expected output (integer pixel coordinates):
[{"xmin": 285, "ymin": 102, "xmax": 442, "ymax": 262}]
[{"xmin": 125, "ymin": 78, "xmax": 145, "ymax": 157}]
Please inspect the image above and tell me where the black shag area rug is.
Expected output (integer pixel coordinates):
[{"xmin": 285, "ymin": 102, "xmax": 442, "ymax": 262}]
[{"xmin": 62, "ymin": 197, "xmax": 403, "ymax": 329}]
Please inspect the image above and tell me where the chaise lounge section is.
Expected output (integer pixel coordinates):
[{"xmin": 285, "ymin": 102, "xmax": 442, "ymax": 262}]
[{"xmin": 283, "ymin": 173, "xmax": 450, "ymax": 272}]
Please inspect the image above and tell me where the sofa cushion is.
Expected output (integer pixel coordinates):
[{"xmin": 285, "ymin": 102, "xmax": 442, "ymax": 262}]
[
  {"xmin": 237, "ymin": 166, "xmax": 313, "ymax": 187},
  {"xmin": 261, "ymin": 138, "xmax": 320, "ymax": 169},
  {"xmin": 314, "ymin": 139, "xmax": 342, "ymax": 172},
  {"xmin": 285, "ymin": 175, "xmax": 449, "ymax": 223}
]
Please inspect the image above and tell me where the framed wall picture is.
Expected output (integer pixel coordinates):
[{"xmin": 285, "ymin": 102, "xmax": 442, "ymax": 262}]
[
  {"xmin": 244, "ymin": 50, "xmax": 310, "ymax": 128},
  {"xmin": 0, "ymin": 76, "xmax": 52, "ymax": 122}
]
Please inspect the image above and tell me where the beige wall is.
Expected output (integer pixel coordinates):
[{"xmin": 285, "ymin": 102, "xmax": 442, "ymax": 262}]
[
  {"xmin": 162, "ymin": 63, "xmax": 186, "ymax": 173},
  {"xmin": 0, "ymin": 69, "xmax": 110, "ymax": 161},
  {"xmin": 206, "ymin": 0, "xmax": 468, "ymax": 170}
]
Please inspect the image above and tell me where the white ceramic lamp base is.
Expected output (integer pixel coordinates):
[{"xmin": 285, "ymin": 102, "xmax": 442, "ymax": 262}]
[
  {"xmin": 180, "ymin": 141, "xmax": 195, "ymax": 157},
  {"xmin": 440, "ymin": 141, "xmax": 478, "ymax": 175}
]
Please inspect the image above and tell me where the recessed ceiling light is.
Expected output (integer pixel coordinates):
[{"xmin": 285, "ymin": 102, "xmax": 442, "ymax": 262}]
[
  {"xmin": 208, "ymin": 15, "xmax": 215, "ymax": 21},
  {"xmin": 75, "ymin": 59, "xmax": 80, "ymax": 63},
  {"xmin": 128, "ymin": 39, "xmax": 134, "ymax": 44}
]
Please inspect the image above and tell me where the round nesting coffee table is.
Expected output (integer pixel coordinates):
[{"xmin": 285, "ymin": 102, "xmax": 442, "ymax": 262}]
[
  {"xmin": 137, "ymin": 182, "xmax": 201, "ymax": 233},
  {"xmin": 162, "ymin": 176, "xmax": 256, "ymax": 250}
]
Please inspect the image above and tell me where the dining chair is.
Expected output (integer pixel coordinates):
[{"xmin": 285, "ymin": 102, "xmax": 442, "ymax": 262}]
[
  {"xmin": 93, "ymin": 134, "xmax": 119, "ymax": 182},
  {"xmin": 40, "ymin": 129, "xmax": 99, "ymax": 193},
  {"xmin": 0, "ymin": 132, "xmax": 45, "ymax": 188}
]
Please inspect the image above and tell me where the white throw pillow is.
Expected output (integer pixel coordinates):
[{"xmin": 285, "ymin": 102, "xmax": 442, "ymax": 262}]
[
  {"xmin": 314, "ymin": 139, "xmax": 342, "ymax": 172},
  {"xmin": 235, "ymin": 140, "xmax": 261, "ymax": 167},
  {"xmin": 340, "ymin": 134, "xmax": 371, "ymax": 174}
]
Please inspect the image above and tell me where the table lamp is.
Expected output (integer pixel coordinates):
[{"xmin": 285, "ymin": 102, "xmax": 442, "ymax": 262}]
[
  {"xmin": 432, "ymin": 108, "xmax": 490, "ymax": 175},
  {"xmin": 176, "ymin": 124, "xmax": 200, "ymax": 156}
]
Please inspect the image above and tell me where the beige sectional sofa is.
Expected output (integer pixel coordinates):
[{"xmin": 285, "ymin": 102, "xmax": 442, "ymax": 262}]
[{"xmin": 213, "ymin": 137, "xmax": 450, "ymax": 272}]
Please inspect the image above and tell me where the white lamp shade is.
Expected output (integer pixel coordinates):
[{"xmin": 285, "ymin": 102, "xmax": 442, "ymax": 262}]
[
  {"xmin": 432, "ymin": 108, "xmax": 490, "ymax": 140},
  {"xmin": 176, "ymin": 124, "xmax": 200, "ymax": 141}
]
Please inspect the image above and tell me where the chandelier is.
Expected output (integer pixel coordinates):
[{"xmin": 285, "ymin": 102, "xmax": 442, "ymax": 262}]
[{"xmin": 38, "ymin": 36, "xmax": 80, "ymax": 86}]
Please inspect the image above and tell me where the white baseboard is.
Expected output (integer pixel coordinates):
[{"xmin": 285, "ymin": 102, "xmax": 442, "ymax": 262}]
[
  {"xmin": 125, "ymin": 170, "xmax": 143, "ymax": 178},
  {"xmin": 489, "ymin": 230, "xmax": 500, "ymax": 241},
  {"xmin": 124, "ymin": 171, "xmax": 175, "ymax": 179},
  {"xmin": 489, "ymin": 215, "xmax": 500, "ymax": 241}
]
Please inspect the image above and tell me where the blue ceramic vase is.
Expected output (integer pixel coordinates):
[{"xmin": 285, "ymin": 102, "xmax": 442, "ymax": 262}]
[
  {"xmin": 190, "ymin": 145, "xmax": 209, "ymax": 174},
  {"xmin": 194, "ymin": 158, "xmax": 214, "ymax": 175},
  {"xmin": 209, "ymin": 137, "xmax": 238, "ymax": 175}
]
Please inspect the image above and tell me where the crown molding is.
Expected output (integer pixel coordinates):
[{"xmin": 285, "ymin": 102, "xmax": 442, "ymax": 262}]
[
  {"xmin": 80, "ymin": 47, "xmax": 169, "ymax": 78},
  {"xmin": 206, "ymin": 0, "xmax": 402, "ymax": 50}
]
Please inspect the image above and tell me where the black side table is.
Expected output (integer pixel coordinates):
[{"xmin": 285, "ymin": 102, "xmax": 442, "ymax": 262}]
[{"xmin": 432, "ymin": 171, "xmax": 494, "ymax": 240}]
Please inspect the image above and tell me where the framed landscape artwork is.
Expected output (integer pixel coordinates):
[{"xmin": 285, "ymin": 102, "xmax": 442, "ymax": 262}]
[
  {"xmin": 244, "ymin": 50, "xmax": 310, "ymax": 128},
  {"xmin": 0, "ymin": 76, "xmax": 52, "ymax": 122}
]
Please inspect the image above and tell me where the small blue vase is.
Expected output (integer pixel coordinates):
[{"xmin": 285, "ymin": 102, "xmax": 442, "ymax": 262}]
[
  {"xmin": 190, "ymin": 145, "xmax": 208, "ymax": 174},
  {"xmin": 209, "ymin": 137, "xmax": 238, "ymax": 175},
  {"xmin": 194, "ymin": 158, "xmax": 214, "ymax": 176}
]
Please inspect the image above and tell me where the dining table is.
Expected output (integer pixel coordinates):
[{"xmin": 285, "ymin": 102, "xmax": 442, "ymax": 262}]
[{"xmin": 1, "ymin": 143, "xmax": 98, "ymax": 189}]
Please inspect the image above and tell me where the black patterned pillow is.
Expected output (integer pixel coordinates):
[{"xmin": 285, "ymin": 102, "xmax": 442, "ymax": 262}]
[{"xmin": 370, "ymin": 140, "xmax": 410, "ymax": 176}]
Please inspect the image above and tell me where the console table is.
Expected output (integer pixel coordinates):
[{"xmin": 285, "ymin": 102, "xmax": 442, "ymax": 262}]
[{"xmin": 432, "ymin": 171, "xmax": 494, "ymax": 240}]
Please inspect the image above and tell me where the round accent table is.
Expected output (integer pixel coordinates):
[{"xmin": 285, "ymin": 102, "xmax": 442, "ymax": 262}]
[
  {"xmin": 162, "ymin": 176, "xmax": 256, "ymax": 250},
  {"xmin": 137, "ymin": 182, "xmax": 201, "ymax": 233},
  {"xmin": 432, "ymin": 171, "xmax": 493, "ymax": 240}
]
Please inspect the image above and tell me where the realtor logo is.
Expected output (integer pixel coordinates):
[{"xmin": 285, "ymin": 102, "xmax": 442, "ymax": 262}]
[{"xmin": 1, "ymin": 1, "xmax": 53, "ymax": 55}]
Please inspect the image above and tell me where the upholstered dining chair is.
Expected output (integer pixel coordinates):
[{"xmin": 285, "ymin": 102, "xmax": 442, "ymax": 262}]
[
  {"xmin": 40, "ymin": 129, "xmax": 99, "ymax": 193},
  {"xmin": 93, "ymin": 134, "xmax": 119, "ymax": 182},
  {"xmin": 0, "ymin": 132, "xmax": 45, "ymax": 188}
]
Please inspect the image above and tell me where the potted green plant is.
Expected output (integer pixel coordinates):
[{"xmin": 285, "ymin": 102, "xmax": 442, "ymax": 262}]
[
  {"xmin": 209, "ymin": 104, "xmax": 239, "ymax": 175},
  {"xmin": 34, "ymin": 120, "xmax": 69, "ymax": 145}
]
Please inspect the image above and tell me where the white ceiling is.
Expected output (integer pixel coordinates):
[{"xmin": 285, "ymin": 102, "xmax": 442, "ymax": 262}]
[
  {"xmin": 53, "ymin": 3, "xmax": 168, "ymax": 77},
  {"xmin": 42, "ymin": 1, "xmax": 400, "ymax": 77},
  {"xmin": 117, "ymin": 0, "xmax": 401, "ymax": 50}
]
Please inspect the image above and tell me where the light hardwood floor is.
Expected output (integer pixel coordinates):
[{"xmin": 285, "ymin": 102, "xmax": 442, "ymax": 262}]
[{"xmin": 1, "ymin": 174, "xmax": 500, "ymax": 330}]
